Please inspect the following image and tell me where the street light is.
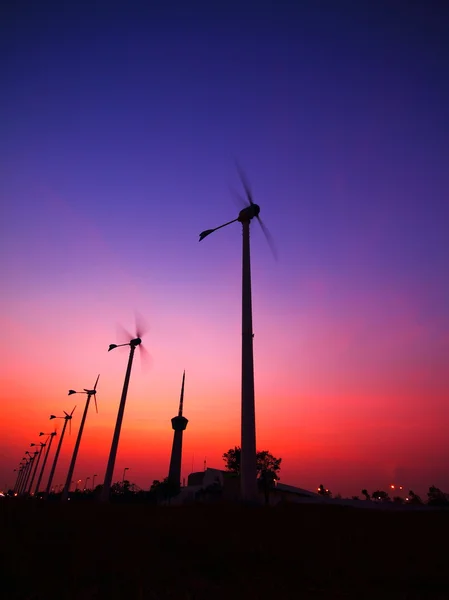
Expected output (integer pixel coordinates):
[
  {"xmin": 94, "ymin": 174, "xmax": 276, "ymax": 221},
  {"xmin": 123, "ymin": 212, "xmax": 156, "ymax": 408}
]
[
  {"xmin": 83, "ymin": 476, "xmax": 90, "ymax": 491},
  {"xmin": 92, "ymin": 474, "xmax": 97, "ymax": 491},
  {"xmin": 122, "ymin": 467, "xmax": 129, "ymax": 490}
]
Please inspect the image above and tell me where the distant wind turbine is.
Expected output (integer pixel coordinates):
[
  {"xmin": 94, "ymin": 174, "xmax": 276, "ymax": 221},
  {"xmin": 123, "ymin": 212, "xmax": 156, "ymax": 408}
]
[
  {"xmin": 28, "ymin": 442, "xmax": 46, "ymax": 494},
  {"xmin": 199, "ymin": 164, "xmax": 276, "ymax": 502},
  {"xmin": 44, "ymin": 407, "xmax": 76, "ymax": 497},
  {"xmin": 34, "ymin": 431, "xmax": 57, "ymax": 495},
  {"xmin": 21, "ymin": 450, "xmax": 38, "ymax": 495},
  {"xmin": 61, "ymin": 375, "xmax": 100, "ymax": 501},
  {"xmin": 101, "ymin": 317, "xmax": 150, "ymax": 502}
]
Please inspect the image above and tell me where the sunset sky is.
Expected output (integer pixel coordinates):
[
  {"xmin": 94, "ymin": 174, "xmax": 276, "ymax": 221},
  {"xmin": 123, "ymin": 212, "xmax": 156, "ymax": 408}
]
[{"xmin": 1, "ymin": 1, "xmax": 448, "ymax": 498}]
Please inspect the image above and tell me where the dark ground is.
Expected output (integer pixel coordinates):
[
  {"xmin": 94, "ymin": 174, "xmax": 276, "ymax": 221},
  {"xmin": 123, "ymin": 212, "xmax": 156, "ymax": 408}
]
[{"xmin": 1, "ymin": 500, "xmax": 448, "ymax": 599}]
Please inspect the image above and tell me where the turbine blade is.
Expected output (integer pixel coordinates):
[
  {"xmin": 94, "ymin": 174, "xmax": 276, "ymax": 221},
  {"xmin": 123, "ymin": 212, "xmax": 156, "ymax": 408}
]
[
  {"xmin": 256, "ymin": 216, "xmax": 278, "ymax": 261},
  {"xmin": 235, "ymin": 161, "xmax": 254, "ymax": 205},
  {"xmin": 71, "ymin": 405, "xmax": 77, "ymax": 416},
  {"xmin": 135, "ymin": 311, "xmax": 149, "ymax": 339},
  {"xmin": 229, "ymin": 185, "xmax": 250, "ymax": 209},
  {"xmin": 116, "ymin": 323, "xmax": 133, "ymax": 344},
  {"xmin": 93, "ymin": 393, "xmax": 98, "ymax": 414},
  {"xmin": 63, "ymin": 411, "xmax": 69, "ymax": 417},
  {"xmin": 93, "ymin": 374, "xmax": 100, "ymax": 391},
  {"xmin": 69, "ymin": 419, "xmax": 71, "ymax": 436},
  {"xmin": 139, "ymin": 343, "xmax": 153, "ymax": 373}
]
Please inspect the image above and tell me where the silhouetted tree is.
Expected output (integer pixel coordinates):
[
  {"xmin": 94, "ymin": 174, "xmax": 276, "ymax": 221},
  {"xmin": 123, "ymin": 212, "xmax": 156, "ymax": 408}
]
[
  {"xmin": 222, "ymin": 446, "xmax": 282, "ymax": 479},
  {"xmin": 372, "ymin": 490, "xmax": 390, "ymax": 502},
  {"xmin": 111, "ymin": 480, "xmax": 131, "ymax": 495},
  {"xmin": 317, "ymin": 484, "xmax": 332, "ymax": 497},
  {"xmin": 407, "ymin": 490, "xmax": 423, "ymax": 505},
  {"xmin": 427, "ymin": 485, "xmax": 449, "ymax": 506},
  {"xmin": 223, "ymin": 446, "xmax": 282, "ymax": 504},
  {"xmin": 149, "ymin": 478, "xmax": 180, "ymax": 503},
  {"xmin": 352, "ymin": 495, "xmax": 360, "ymax": 500},
  {"xmin": 393, "ymin": 496, "xmax": 403, "ymax": 504},
  {"xmin": 361, "ymin": 489, "xmax": 370, "ymax": 501}
]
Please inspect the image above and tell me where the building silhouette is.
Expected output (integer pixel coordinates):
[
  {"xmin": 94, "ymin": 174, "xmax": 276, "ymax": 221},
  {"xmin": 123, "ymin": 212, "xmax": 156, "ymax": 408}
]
[{"xmin": 167, "ymin": 371, "xmax": 188, "ymax": 487}]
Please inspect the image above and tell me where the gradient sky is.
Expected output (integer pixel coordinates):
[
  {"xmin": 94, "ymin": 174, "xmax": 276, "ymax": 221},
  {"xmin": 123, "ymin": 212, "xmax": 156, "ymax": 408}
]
[{"xmin": 1, "ymin": 0, "xmax": 448, "ymax": 498}]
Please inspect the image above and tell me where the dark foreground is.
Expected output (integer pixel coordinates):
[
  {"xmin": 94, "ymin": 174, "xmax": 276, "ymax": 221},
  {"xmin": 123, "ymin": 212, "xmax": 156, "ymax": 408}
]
[{"xmin": 1, "ymin": 501, "xmax": 448, "ymax": 599}]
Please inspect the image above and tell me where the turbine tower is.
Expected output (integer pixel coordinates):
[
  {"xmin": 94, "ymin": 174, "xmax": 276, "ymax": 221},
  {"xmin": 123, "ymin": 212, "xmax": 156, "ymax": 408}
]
[
  {"xmin": 167, "ymin": 371, "xmax": 188, "ymax": 488},
  {"xmin": 61, "ymin": 374, "xmax": 99, "ymax": 501},
  {"xmin": 44, "ymin": 407, "xmax": 76, "ymax": 497},
  {"xmin": 101, "ymin": 319, "xmax": 149, "ymax": 502},
  {"xmin": 199, "ymin": 164, "xmax": 276, "ymax": 503}
]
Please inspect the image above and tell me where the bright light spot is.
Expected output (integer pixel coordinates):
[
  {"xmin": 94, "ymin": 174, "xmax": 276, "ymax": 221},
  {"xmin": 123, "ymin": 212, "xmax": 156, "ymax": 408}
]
[
  {"xmin": 390, "ymin": 485, "xmax": 395, "ymax": 489},
  {"xmin": 399, "ymin": 486, "xmax": 403, "ymax": 490},
  {"xmin": 405, "ymin": 497, "xmax": 409, "ymax": 501}
]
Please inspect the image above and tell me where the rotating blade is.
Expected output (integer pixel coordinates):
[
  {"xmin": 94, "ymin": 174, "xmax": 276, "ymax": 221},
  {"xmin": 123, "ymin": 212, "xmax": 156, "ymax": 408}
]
[
  {"xmin": 69, "ymin": 419, "xmax": 72, "ymax": 436},
  {"xmin": 93, "ymin": 374, "xmax": 100, "ymax": 391},
  {"xmin": 139, "ymin": 343, "xmax": 153, "ymax": 373},
  {"xmin": 235, "ymin": 161, "xmax": 254, "ymax": 205},
  {"xmin": 116, "ymin": 322, "xmax": 133, "ymax": 344},
  {"xmin": 229, "ymin": 185, "xmax": 249, "ymax": 209},
  {"xmin": 256, "ymin": 216, "xmax": 278, "ymax": 261},
  {"xmin": 70, "ymin": 405, "xmax": 77, "ymax": 416},
  {"xmin": 93, "ymin": 393, "xmax": 98, "ymax": 414},
  {"xmin": 135, "ymin": 311, "xmax": 149, "ymax": 339}
]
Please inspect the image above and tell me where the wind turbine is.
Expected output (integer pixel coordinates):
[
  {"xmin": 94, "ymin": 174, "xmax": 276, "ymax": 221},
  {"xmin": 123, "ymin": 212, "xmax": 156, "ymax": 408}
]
[
  {"xmin": 34, "ymin": 431, "xmax": 57, "ymax": 495},
  {"xmin": 199, "ymin": 165, "xmax": 276, "ymax": 503},
  {"xmin": 22, "ymin": 450, "xmax": 38, "ymax": 495},
  {"xmin": 61, "ymin": 375, "xmax": 100, "ymax": 501},
  {"xmin": 13, "ymin": 462, "xmax": 26, "ymax": 495},
  {"xmin": 44, "ymin": 407, "xmax": 76, "ymax": 498},
  {"xmin": 17, "ymin": 456, "xmax": 29, "ymax": 495},
  {"xmin": 100, "ymin": 320, "xmax": 149, "ymax": 502},
  {"xmin": 28, "ymin": 442, "xmax": 46, "ymax": 494}
]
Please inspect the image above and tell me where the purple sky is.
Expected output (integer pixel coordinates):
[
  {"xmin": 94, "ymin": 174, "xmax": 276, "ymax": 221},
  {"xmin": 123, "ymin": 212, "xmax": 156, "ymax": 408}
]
[{"xmin": 1, "ymin": 1, "xmax": 448, "ymax": 497}]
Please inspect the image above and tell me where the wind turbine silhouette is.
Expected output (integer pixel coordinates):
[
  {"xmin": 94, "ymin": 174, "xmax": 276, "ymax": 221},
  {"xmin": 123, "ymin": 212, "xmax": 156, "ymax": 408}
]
[
  {"xmin": 14, "ymin": 461, "xmax": 26, "ymax": 495},
  {"xmin": 34, "ymin": 431, "xmax": 57, "ymax": 495},
  {"xmin": 28, "ymin": 442, "xmax": 46, "ymax": 494},
  {"xmin": 21, "ymin": 450, "xmax": 38, "ymax": 495},
  {"xmin": 101, "ymin": 318, "xmax": 149, "ymax": 502},
  {"xmin": 44, "ymin": 407, "xmax": 76, "ymax": 497},
  {"xmin": 199, "ymin": 165, "xmax": 276, "ymax": 503},
  {"xmin": 61, "ymin": 375, "xmax": 100, "ymax": 501},
  {"xmin": 17, "ymin": 456, "xmax": 29, "ymax": 495}
]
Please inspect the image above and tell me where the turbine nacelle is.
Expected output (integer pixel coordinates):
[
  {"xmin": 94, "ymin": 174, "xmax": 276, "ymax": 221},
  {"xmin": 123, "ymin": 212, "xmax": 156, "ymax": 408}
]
[
  {"xmin": 109, "ymin": 338, "xmax": 142, "ymax": 350},
  {"xmin": 238, "ymin": 203, "xmax": 260, "ymax": 222}
]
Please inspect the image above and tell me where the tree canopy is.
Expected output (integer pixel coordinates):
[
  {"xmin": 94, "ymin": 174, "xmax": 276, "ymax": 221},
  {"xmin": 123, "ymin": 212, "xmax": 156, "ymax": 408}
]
[{"xmin": 222, "ymin": 446, "xmax": 282, "ymax": 479}]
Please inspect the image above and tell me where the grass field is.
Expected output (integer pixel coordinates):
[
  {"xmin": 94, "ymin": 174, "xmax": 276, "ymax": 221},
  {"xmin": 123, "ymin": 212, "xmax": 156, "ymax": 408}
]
[{"xmin": 1, "ymin": 500, "xmax": 448, "ymax": 599}]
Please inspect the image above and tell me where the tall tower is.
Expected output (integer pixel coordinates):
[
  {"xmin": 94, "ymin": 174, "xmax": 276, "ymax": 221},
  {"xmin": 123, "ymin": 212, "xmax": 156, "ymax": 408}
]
[{"xmin": 168, "ymin": 371, "xmax": 188, "ymax": 487}]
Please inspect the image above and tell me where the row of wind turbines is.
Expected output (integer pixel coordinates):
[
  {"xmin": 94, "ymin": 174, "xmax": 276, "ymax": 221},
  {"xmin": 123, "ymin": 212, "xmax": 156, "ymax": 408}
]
[{"xmin": 12, "ymin": 165, "xmax": 275, "ymax": 503}]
